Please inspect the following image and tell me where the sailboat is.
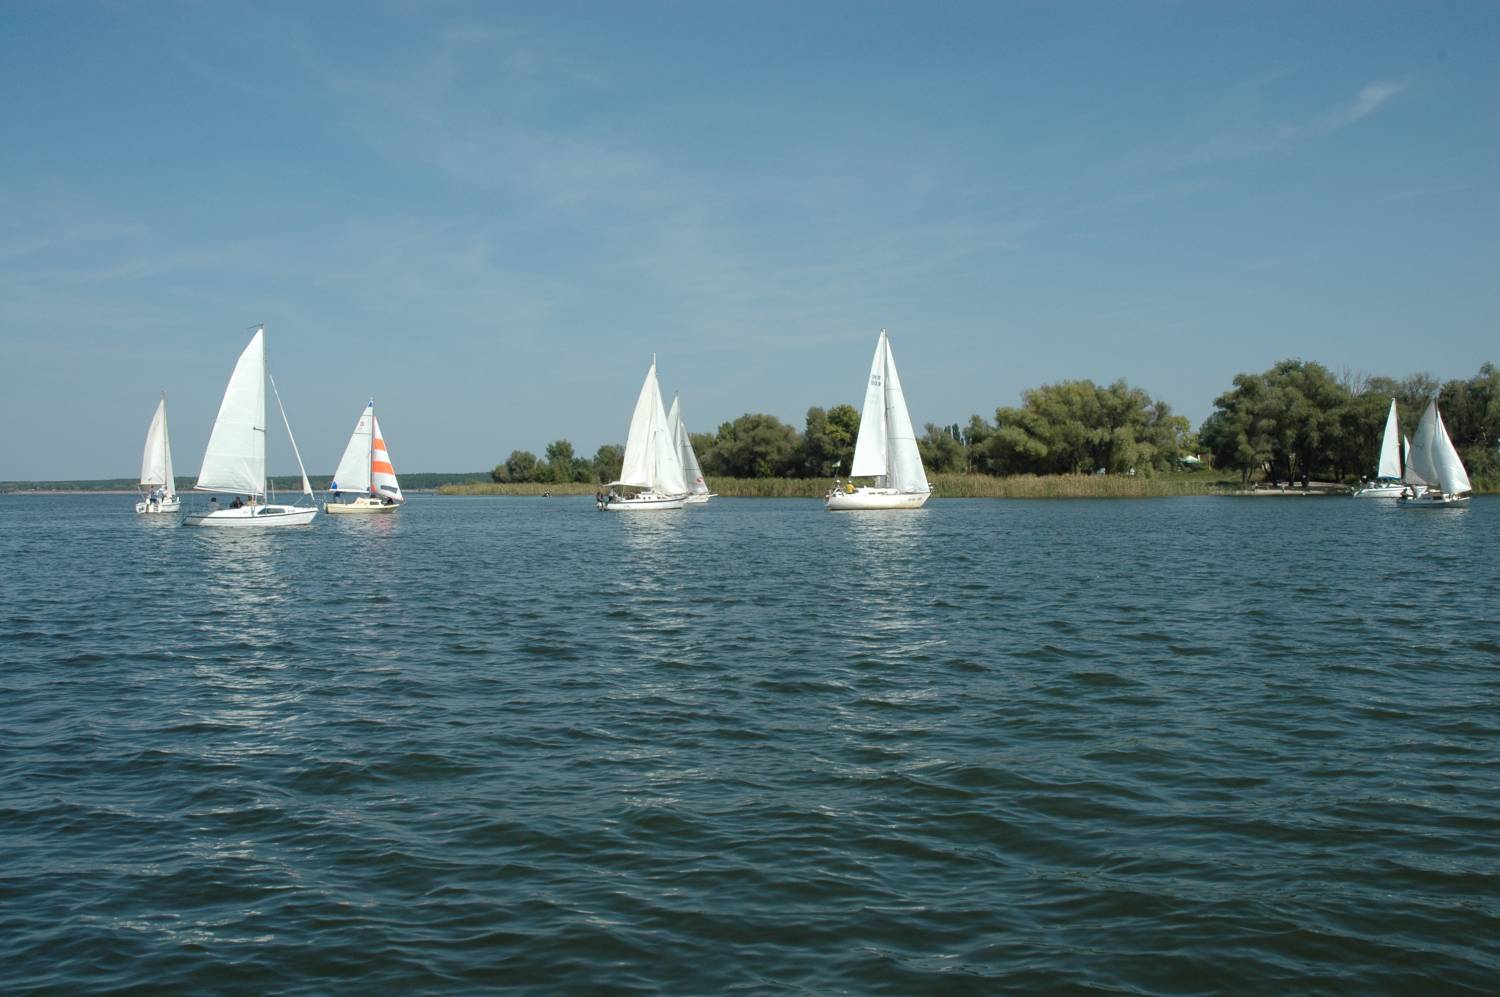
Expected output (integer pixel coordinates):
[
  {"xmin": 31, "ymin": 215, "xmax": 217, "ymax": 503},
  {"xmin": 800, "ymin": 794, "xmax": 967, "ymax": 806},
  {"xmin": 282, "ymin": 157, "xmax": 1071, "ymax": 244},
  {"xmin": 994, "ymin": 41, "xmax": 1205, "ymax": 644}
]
[
  {"xmin": 667, "ymin": 394, "xmax": 715, "ymax": 504},
  {"xmin": 326, "ymin": 400, "xmax": 402, "ymax": 514},
  {"xmin": 135, "ymin": 393, "xmax": 180, "ymax": 514},
  {"xmin": 825, "ymin": 329, "xmax": 931, "ymax": 510},
  {"xmin": 1399, "ymin": 398, "xmax": 1471, "ymax": 508},
  {"xmin": 182, "ymin": 327, "xmax": 319, "ymax": 527},
  {"xmin": 1352, "ymin": 398, "xmax": 1406, "ymax": 498},
  {"xmin": 598, "ymin": 356, "xmax": 688, "ymax": 511}
]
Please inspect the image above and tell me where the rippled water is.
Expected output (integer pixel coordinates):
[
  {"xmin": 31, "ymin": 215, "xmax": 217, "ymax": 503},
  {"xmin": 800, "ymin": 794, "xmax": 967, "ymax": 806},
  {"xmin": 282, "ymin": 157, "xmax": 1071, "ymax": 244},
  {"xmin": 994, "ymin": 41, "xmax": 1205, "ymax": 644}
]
[{"xmin": 3, "ymin": 493, "xmax": 1498, "ymax": 992}]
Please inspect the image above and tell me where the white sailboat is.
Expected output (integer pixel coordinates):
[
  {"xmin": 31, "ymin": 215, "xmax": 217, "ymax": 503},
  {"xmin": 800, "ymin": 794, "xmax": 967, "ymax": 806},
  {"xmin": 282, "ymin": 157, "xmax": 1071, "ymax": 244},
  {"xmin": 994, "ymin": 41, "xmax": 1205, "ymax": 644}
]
[
  {"xmin": 1352, "ymin": 398, "xmax": 1406, "ymax": 498},
  {"xmin": 598, "ymin": 356, "xmax": 688, "ymax": 511},
  {"xmin": 326, "ymin": 400, "xmax": 402, "ymax": 514},
  {"xmin": 135, "ymin": 393, "xmax": 180, "ymax": 514},
  {"xmin": 1399, "ymin": 398, "xmax": 1471, "ymax": 508},
  {"xmin": 826, "ymin": 329, "xmax": 931, "ymax": 510},
  {"xmin": 667, "ymin": 394, "xmax": 715, "ymax": 504},
  {"xmin": 182, "ymin": 327, "xmax": 319, "ymax": 527}
]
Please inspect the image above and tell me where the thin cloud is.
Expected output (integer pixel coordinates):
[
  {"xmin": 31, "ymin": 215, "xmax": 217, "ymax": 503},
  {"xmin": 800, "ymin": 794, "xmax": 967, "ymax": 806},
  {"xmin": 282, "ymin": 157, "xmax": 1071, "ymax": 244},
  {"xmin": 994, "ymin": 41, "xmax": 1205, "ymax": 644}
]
[
  {"xmin": 1299, "ymin": 80, "xmax": 1406, "ymax": 138},
  {"xmin": 1143, "ymin": 78, "xmax": 1412, "ymax": 173}
]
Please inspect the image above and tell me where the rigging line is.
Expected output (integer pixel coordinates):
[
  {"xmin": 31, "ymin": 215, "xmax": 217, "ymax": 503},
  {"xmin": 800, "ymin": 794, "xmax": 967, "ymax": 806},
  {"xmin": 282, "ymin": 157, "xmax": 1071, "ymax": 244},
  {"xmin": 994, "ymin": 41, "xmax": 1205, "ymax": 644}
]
[{"xmin": 268, "ymin": 371, "xmax": 314, "ymax": 498}]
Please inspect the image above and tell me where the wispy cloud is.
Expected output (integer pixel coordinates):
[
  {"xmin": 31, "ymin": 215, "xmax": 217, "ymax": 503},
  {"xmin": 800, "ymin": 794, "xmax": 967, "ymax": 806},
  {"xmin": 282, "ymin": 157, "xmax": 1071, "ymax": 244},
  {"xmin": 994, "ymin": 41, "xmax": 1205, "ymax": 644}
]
[
  {"xmin": 1140, "ymin": 78, "xmax": 1410, "ymax": 174},
  {"xmin": 1294, "ymin": 80, "xmax": 1406, "ymax": 139}
]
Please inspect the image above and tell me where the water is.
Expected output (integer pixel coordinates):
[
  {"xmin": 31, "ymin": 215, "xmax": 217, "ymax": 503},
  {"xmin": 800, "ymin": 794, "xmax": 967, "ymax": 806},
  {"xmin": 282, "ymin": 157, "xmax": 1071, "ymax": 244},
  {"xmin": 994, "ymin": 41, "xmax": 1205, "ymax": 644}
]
[{"xmin": 3, "ymin": 493, "xmax": 1498, "ymax": 993}]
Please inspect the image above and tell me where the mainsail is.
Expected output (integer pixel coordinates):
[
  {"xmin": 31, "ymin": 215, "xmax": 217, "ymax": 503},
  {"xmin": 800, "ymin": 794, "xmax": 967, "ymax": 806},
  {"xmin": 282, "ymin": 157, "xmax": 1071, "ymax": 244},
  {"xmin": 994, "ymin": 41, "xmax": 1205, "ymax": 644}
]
[
  {"xmin": 848, "ymin": 330, "xmax": 929, "ymax": 493},
  {"xmin": 667, "ymin": 396, "xmax": 709, "ymax": 496},
  {"xmin": 139, "ymin": 394, "xmax": 175, "ymax": 492},
  {"xmin": 1376, "ymin": 398, "xmax": 1402, "ymax": 481},
  {"xmin": 1407, "ymin": 399, "xmax": 1471, "ymax": 495},
  {"xmin": 1430, "ymin": 406, "xmax": 1472, "ymax": 496},
  {"xmin": 615, "ymin": 357, "xmax": 686, "ymax": 494},
  {"xmin": 331, "ymin": 402, "xmax": 374, "ymax": 495},
  {"xmin": 196, "ymin": 329, "xmax": 267, "ymax": 496}
]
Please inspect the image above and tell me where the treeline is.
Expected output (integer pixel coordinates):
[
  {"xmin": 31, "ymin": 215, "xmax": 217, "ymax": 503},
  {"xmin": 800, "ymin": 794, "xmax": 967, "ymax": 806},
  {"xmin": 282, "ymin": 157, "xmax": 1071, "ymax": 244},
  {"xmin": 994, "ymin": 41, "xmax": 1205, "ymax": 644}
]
[
  {"xmin": 494, "ymin": 378, "xmax": 1194, "ymax": 483},
  {"xmin": 1200, "ymin": 360, "xmax": 1500, "ymax": 486},
  {"xmin": 494, "ymin": 360, "xmax": 1500, "ymax": 489}
]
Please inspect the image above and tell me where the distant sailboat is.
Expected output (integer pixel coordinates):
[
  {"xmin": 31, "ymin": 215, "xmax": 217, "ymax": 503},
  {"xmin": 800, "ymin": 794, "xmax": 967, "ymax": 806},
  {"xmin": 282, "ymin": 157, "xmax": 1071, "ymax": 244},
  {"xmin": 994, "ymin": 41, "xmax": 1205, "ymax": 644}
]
[
  {"xmin": 825, "ymin": 329, "xmax": 931, "ymax": 510},
  {"xmin": 598, "ymin": 356, "xmax": 688, "ymax": 511},
  {"xmin": 1399, "ymin": 398, "xmax": 1471, "ymax": 508},
  {"xmin": 182, "ymin": 327, "xmax": 318, "ymax": 527},
  {"xmin": 135, "ymin": 393, "xmax": 180, "ymax": 514},
  {"xmin": 667, "ymin": 394, "xmax": 715, "ymax": 504},
  {"xmin": 1352, "ymin": 398, "xmax": 1406, "ymax": 498},
  {"xmin": 326, "ymin": 400, "xmax": 402, "ymax": 515}
]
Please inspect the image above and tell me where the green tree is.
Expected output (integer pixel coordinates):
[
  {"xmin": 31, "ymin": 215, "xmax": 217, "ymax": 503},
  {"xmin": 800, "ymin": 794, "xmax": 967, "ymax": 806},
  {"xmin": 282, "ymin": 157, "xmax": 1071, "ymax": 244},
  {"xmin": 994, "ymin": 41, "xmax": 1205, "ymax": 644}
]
[
  {"xmin": 800, "ymin": 403, "xmax": 860, "ymax": 477},
  {"xmin": 918, "ymin": 422, "xmax": 966, "ymax": 473},
  {"xmin": 983, "ymin": 379, "xmax": 1186, "ymax": 475},
  {"xmin": 504, "ymin": 449, "xmax": 540, "ymax": 483},
  {"xmin": 543, "ymin": 439, "xmax": 576, "ymax": 483},
  {"xmin": 709, "ymin": 413, "xmax": 801, "ymax": 477},
  {"xmin": 592, "ymin": 444, "xmax": 624, "ymax": 483},
  {"xmin": 1199, "ymin": 361, "xmax": 1351, "ymax": 485}
]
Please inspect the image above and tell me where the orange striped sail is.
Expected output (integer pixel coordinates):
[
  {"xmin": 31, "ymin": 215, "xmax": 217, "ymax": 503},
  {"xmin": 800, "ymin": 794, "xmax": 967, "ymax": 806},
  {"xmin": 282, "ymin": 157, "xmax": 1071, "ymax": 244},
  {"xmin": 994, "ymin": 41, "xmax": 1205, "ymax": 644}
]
[{"xmin": 370, "ymin": 416, "xmax": 401, "ymax": 500}]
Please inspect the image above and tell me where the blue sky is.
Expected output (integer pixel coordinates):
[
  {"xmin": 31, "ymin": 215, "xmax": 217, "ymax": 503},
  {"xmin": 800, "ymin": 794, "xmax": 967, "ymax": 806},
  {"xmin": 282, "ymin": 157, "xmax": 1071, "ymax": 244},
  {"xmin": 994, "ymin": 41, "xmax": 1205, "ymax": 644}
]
[{"xmin": 2, "ymin": 1, "xmax": 1496, "ymax": 478}]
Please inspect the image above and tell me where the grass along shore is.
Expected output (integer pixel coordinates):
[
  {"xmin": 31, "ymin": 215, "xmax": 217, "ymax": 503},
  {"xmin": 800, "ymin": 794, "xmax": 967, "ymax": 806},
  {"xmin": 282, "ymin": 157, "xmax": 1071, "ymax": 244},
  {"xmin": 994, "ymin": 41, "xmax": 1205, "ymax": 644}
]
[{"xmin": 437, "ymin": 471, "xmax": 1238, "ymax": 499}]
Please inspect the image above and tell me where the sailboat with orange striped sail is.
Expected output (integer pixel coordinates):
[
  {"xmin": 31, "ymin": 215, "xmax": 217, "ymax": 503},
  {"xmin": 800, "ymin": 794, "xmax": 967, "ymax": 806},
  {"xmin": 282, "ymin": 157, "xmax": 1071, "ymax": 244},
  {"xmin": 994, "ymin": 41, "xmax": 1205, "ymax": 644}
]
[{"xmin": 325, "ymin": 400, "xmax": 403, "ymax": 514}]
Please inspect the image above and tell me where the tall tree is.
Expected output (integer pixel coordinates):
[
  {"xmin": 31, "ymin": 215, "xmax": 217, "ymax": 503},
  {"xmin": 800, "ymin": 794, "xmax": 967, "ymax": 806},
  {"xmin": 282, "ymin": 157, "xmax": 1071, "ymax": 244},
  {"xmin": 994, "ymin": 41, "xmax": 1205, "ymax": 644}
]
[
  {"xmin": 800, "ymin": 403, "xmax": 860, "ymax": 477},
  {"xmin": 592, "ymin": 444, "xmax": 624, "ymax": 484},
  {"xmin": 707, "ymin": 414, "xmax": 801, "ymax": 477}
]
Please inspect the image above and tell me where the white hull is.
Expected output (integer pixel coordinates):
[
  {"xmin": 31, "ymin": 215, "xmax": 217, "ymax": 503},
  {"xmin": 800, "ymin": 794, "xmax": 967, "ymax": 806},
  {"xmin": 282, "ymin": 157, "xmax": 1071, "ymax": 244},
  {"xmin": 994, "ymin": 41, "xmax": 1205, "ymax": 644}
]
[
  {"xmin": 136, "ymin": 496, "xmax": 181, "ymax": 514},
  {"xmin": 684, "ymin": 492, "xmax": 716, "ymax": 505},
  {"xmin": 183, "ymin": 504, "xmax": 318, "ymax": 527},
  {"xmin": 1398, "ymin": 491, "xmax": 1470, "ymax": 509},
  {"xmin": 598, "ymin": 492, "xmax": 687, "ymax": 511},
  {"xmin": 825, "ymin": 486, "xmax": 931, "ymax": 511},
  {"xmin": 1352, "ymin": 482, "xmax": 1405, "ymax": 498},
  {"xmin": 325, "ymin": 496, "xmax": 399, "ymax": 515}
]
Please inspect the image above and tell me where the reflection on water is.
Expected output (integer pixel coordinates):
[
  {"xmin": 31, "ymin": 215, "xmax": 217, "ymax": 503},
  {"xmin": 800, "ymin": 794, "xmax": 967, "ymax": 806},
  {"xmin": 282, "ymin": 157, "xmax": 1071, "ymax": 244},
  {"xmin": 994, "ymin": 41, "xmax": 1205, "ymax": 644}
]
[
  {"xmin": 836, "ymin": 509, "xmax": 943, "ymax": 661},
  {"xmin": 612, "ymin": 511, "xmax": 694, "ymax": 661}
]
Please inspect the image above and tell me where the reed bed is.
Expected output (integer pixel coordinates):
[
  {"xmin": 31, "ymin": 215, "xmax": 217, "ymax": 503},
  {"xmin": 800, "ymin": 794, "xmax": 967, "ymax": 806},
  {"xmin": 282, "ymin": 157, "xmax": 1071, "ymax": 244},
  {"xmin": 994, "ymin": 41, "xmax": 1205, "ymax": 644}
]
[
  {"xmin": 931, "ymin": 473, "xmax": 1233, "ymax": 498},
  {"xmin": 437, "ymin": 481, "xmax": 601, "ymax": 496},
  {"xmin": 438, "ymin": 474, "xmax": 1234, "ymax": 499}
]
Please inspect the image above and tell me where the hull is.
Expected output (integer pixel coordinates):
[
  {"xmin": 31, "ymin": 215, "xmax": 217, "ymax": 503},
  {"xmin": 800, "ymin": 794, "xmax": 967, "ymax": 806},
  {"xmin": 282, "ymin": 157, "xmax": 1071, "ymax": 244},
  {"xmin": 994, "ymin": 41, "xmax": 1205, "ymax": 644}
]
[
  {"xmin": 1352, "ymin": 482, "xmax": 1405, "ymax": 498},
  {"xmin": 183, "ymin": 504, "xmax": 318, "ymax": 527},
  {"xmin": 325, "ymin": 496, "xmax": 399, "ymax": 515},
  {"xmin": 825, "ymin": 487, "xmax": 931, "ymax": 511},
  {"xmin": 684, "ymin": 492, "xmax": 716, "ymax": 505},
  {"xmin": 1398, "ymin": 491, "xmax": 1470, "ymax": 509},
  {"xmin": 136, "ymin": 496, "xmax": 181, "ymax": 514},
  {"xmin": 598, "ymin": 492, "xmax": 687, "ymax": 511}
]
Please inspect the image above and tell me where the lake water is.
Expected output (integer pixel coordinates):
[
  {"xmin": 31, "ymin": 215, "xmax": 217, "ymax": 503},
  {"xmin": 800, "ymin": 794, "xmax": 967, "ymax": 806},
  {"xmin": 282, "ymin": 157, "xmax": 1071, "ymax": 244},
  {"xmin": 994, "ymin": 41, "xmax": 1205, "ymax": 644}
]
[{"xmin": 3, "ymin": 493, "xmax": 1498, "ymax": 992}]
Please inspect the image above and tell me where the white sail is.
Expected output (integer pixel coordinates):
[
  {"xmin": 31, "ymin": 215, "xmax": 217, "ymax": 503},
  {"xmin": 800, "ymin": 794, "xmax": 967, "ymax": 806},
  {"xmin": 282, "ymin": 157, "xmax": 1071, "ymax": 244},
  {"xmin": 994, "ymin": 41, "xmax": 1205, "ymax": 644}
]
[
  {"xmin": 1402, "ymin": 436, "xmax": 1424, "ymax": 485},
  {"xmin": 370, "ymin": 415, "xmax": 401, "ymax": 500},
  {"xmin": 849, "ymin": 334, "xmax": 890, "ymax": 480},
  {"xmin": 1406, "ymin": 402, "xmax": 1438, "ymax": 487},
  {"xmin": 847, "ymin": 330, "xmax": 929, "ymax": 493},
  {"xmin": 1430, "ymin": 404, "xmax": 1471, "ymax": 495},
  {"xmin": 615, "ymin": 357, "xmax": 686, "ymax": 494},
  {"xmin": 667, "ymin": 396, "xmax": 709, "ymax": 496},
  {"xmin": 331, "ymin": 402, "xmax": 374, "ymax": 495},
  {"xmin": 196, "ymin": 329, "xmax": 267, "ymax": 496},
  {"xmin": 1376, "ymin": 398, "xmax": 1402, "ymax": 480},
  {"xmin": 139, "ymin": 395, "xmax": 174, "ymax": 493},
  {"xmin": 881, "ymin": 334, "xmax": 929, "ymax": 493}
]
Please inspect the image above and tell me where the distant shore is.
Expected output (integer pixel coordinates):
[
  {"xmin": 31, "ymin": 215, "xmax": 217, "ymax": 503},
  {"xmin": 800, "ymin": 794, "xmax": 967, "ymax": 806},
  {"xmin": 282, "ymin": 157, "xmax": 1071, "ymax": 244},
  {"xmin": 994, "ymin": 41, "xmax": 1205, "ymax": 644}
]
[{"xmin": 437, "ymin": 472, "xmax": 1239, "ymax": 499}]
